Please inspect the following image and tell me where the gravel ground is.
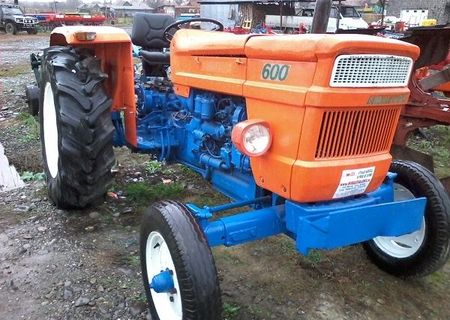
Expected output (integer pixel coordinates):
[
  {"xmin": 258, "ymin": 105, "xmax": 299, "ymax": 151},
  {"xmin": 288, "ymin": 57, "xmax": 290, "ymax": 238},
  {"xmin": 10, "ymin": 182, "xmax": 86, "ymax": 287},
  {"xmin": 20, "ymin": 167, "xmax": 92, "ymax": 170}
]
[
  {"xmin": 0, "ymin": 183, "xmax": 148, "ymax": 319},
  {"xmin": 0, "ymin": 31, "xmax": 449, "ymax": 320},
  {"xmin": 1, "ymin": 32, "xmax": 150, "ymax": 320}
]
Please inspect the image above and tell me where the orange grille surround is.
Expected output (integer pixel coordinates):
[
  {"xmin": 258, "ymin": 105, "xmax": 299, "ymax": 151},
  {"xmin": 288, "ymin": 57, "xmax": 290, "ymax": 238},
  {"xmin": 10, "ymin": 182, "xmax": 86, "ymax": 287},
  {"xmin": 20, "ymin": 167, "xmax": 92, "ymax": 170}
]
[{"xmin": 315, "ymin": 107, "xmax": 401, "ymax": 159}]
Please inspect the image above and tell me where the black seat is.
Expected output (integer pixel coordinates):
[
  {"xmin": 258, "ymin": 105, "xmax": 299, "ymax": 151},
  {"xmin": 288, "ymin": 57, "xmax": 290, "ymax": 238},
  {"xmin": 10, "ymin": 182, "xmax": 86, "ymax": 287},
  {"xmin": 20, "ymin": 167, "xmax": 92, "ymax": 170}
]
[{"xmin": 131, "ymin": 13, "xmax": 175, "ymax": 76}]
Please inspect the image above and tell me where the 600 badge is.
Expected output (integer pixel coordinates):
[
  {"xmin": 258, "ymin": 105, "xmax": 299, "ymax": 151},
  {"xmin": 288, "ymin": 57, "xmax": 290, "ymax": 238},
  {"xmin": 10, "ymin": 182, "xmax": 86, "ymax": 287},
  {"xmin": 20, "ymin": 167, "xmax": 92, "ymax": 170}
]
[{"xmin": 261, "ymin": 63, "xmax": 290, "ymax": 81}]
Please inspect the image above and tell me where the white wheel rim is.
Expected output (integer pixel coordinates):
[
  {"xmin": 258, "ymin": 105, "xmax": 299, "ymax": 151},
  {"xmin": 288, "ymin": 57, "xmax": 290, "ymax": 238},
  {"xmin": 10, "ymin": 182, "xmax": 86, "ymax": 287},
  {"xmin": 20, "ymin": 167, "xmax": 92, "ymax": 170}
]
[
  {"xmin": 43, "ymin": 82, "xmax": 59, "ymax": 178},
  {"xmin": 146, "ymin": 231, "xmax": 182, "ymax": 320},
  {"xmin": 373, "ymin": 184, "xmax": 426, "ymax": 258}
]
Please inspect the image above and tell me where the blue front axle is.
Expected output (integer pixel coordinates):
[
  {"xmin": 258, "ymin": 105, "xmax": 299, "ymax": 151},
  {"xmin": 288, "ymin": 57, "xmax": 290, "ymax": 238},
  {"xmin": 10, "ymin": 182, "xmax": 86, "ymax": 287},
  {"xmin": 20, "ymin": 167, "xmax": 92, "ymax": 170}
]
[{"xmin": 187, "ymin": 173, "xmax": 426, "ymax": 255}]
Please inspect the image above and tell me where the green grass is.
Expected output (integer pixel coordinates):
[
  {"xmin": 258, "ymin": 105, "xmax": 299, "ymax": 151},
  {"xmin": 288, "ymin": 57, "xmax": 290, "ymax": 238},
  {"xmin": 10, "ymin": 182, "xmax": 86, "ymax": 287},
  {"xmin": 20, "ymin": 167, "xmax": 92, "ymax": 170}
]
[
  {"xmin": 175, "ymin": 164, "xmax": 201, "ymax": 180},
  {"xmin": 20, "ymin": 171, "xmax": 45, "ymax": 182},
  {"xmin": 115, "ymin": 17, "xmax": 133, "ymax": 26},
  {"xmin": 305, "ymin": 249, "xmax": 322, "ymax": 265},
  {"xmin": 223, "ymin": 302, "xmax": 241, "ymax": 319},
  {"xmin": 16, "ymin": 112, "xmax": 39, "ymax": 142},
  {"xmin": 0, "ymin": 63, "xmax": 30, "ymax": 77},
  {"xmin": 278, "ymin": 236, "xmax": 297, "ymax": 255},
  {"xmin": 185, "ymin": 192, "xmax": 225, "ymax": 208},
  {"xmin": 407, "ymin": 125, "xmax": 450, "ymax": 178},
  {"xmin": 128, "ymin": 254, "xmax": 140, "ymax": 268},
  {"xmin": 214, "ymin": 249, "xmax": 244, "ymax": 266},
  {"xmin": 135, "ymin": 292, "xmax": 147, "ymax": 303},
  {"xmin": 125, "ymin": 181, "xmax": 185, "ymax": 206},
  {"xmin": 144, "ymin": 160, "xmax": 162, "ymax": 174}
]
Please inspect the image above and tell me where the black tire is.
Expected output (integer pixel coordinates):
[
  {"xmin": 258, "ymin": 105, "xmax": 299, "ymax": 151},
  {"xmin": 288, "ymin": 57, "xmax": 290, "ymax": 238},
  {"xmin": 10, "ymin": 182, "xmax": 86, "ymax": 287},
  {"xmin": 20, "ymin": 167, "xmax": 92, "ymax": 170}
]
[
  {"xmin": 39, "ymin": 46, "xmax": 115, "ymax": 209},
  {"xmin": 27, "ymin": 28, "xmax": 38, "ymax": 35},
  {"xmin": 25, "ymin": 85, "xmax": 40, "ymax": 116},
  {"xmin": 363, "ymin": 160, "xmax": 450, "ymax": 278},
  {"xmin": 5, "ymin": 22, "xmax": 17, "ymax": 35},
  {"xmin": 140, "ymin": 200, "xmax": 222, "ymax": 320}
]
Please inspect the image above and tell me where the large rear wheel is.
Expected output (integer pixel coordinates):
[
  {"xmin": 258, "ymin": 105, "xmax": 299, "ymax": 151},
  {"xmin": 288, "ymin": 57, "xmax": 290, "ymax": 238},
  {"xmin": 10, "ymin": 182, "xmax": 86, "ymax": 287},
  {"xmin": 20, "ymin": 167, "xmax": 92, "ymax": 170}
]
[
  {"xmin": 39, "ymin": 46, "xmax": 115, "ymax": 209},
  {"xmin": 140, "ymin": 201, "xmax": 222, "ymax": 320},
  {"xmin": 363, "ymin": 160, "xmax": 450, "ymax": 277}
]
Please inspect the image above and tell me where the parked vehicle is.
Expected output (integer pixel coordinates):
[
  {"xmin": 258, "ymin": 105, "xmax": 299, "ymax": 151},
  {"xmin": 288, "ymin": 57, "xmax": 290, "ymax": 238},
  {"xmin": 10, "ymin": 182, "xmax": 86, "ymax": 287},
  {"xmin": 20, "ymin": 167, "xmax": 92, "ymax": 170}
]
[
  {"xmin": 26, "ymin": 12, "xmax": 106, "ymax": 30},
  {"xmin": 265, "ymin": 5, "xmax": 368, "ymax": 32},
  {"xmin": 400, "ymin": 9, "xmax": 428, "ymax": 27},
  {"xmin": 0, "ymin": 4, "xmax": 38, "ymax": 34}
]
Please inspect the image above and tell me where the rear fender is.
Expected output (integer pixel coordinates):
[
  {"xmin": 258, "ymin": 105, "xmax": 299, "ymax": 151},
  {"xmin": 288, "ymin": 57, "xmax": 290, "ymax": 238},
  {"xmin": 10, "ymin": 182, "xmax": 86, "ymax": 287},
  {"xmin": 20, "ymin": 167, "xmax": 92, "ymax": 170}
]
[{"xmin": 50, "ymin": 26, "xmax": 137, "ymax": 146}]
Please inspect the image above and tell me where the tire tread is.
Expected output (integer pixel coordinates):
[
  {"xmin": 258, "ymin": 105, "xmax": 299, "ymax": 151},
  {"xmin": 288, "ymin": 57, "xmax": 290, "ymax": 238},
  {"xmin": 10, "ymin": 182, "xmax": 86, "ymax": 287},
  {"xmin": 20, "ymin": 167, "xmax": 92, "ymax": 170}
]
[
  {"xmin": 363, "ymin": 160, "xmax": 450, "ymax": 278},
  {"xmin": 40, "ymin": 47, "xmax": 115, "ymax": 209}
]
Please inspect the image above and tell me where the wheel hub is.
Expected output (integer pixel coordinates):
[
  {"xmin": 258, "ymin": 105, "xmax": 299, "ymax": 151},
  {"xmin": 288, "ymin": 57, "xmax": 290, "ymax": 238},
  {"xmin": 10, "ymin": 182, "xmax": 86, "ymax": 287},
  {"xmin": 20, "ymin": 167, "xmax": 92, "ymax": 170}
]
[
  {"xmin": 373, "ymin": 183, "xmax": 426, "ymax": 258},
  {"xmin": 146, "ymin": 231, "xmax": 182, "ymax": 320},
  {"xmin": 150, "ymin": 268, "xmax": 176, "ymax": 294}
]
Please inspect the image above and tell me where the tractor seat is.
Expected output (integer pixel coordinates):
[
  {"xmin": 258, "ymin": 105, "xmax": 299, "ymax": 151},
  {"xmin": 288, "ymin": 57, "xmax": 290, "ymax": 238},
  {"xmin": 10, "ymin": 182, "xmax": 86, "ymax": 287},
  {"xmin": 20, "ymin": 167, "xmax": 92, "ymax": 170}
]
[
  {"xmin": 131, "ymin": 13, "xmax": 174, "ymax": 67},
  {"xmin": 140, "ymin": 50, "xmax": 170, "ymax": 64}
]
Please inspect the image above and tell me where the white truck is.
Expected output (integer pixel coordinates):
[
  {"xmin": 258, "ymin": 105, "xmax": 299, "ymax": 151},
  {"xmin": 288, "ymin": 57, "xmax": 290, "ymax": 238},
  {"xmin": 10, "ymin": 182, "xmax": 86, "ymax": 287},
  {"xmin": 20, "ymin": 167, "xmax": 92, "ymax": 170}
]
[{"xmin": 265, "ymin": 5, "xmax": 368, "ymax": 33}]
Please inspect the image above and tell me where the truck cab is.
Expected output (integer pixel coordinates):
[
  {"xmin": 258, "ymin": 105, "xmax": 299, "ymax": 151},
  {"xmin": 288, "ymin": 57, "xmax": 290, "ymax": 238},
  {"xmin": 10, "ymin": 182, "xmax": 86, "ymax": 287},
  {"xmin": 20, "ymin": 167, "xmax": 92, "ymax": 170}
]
[
  {"xmin": 0, "ymin": 4, "xmax": 38, "ymax": 34},
  {"xmin": 265, "ymin": 5, "xmax": 368, "ymax": 33}
]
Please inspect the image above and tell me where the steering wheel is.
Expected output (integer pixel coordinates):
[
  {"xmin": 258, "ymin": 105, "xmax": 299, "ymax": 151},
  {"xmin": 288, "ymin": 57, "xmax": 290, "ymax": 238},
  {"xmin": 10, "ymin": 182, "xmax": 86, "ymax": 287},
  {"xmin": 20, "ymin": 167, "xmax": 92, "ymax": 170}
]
[{"xmin": 164, "ymin": 18, "xmax": 224, "ymax": 42}]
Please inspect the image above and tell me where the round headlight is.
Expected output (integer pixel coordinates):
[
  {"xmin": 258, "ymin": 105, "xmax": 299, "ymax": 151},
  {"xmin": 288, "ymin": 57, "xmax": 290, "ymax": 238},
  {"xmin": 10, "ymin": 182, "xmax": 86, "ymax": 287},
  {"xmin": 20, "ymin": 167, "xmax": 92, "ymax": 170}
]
[{"xmin": 231, "ymin": 120, "xmax": 272, "ymax": 157}]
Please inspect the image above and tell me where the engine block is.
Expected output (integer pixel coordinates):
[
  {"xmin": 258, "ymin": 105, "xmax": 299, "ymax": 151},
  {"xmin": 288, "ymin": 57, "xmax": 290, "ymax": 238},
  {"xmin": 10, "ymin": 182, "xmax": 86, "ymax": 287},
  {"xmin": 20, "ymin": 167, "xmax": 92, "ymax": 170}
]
[{"xmin": 132, "ymin": 77, "xmax": 258, "ymax": 201}]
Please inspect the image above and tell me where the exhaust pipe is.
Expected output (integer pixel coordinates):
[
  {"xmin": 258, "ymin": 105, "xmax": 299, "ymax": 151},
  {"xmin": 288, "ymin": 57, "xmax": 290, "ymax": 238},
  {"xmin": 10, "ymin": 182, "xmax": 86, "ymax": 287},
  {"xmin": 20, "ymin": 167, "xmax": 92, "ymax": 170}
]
[{"xmin": 311, "ymin": 0, "xmax": 333, "ymax": 33}]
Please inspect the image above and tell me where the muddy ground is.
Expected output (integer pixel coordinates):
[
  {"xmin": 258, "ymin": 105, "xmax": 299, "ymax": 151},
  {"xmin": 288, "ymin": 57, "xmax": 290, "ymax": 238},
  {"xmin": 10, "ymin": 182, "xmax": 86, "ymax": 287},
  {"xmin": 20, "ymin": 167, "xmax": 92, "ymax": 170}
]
[{"xmin": 0, "ymin": 33, "xmax": 449, "ymax": 320}]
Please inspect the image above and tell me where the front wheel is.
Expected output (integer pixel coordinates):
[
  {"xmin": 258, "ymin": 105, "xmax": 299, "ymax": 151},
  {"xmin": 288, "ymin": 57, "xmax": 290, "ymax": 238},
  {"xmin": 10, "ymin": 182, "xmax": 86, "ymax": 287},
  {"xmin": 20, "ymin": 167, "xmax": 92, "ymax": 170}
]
[
  {"xmin": 363, "ymin": 160, "xmax": 450, "ymax": 278},
  {"xmin": 39, "ymin": 47, "xmax": 115, "ymax": 209},
  {"xmin": 140, "ymin": 201, "xmax": 222, "ymax": 320},
  {"xmin": 5, "ymin": 22, "xmax": 16, "ymax": 35},
  {"xmin": 27, "ymin": 28, "xmax": 38, "ymax": 34}
]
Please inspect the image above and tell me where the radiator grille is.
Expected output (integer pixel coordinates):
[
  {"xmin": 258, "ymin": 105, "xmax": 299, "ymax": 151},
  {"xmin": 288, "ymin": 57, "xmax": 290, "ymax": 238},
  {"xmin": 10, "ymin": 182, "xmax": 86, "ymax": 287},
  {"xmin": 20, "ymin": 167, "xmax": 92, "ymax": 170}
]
[
  {"xmin": 330, "ymin": 55, "xmax": 413, "ymax": 87},
  {"xmin": 315, "ymin": 107, "xmax": 400, "ymax": 159}
]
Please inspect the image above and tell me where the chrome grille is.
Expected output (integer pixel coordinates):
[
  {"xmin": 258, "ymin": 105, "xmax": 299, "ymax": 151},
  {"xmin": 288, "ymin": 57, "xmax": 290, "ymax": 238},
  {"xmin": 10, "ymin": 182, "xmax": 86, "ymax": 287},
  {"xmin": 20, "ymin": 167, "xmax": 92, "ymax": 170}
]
[
  {"xmin": 315, "ymin": 107, "xmax": 400, "ymax": 159},
  {"xmin": 330, "ymin": 54, "xmax": 413, "ymax": 87}
]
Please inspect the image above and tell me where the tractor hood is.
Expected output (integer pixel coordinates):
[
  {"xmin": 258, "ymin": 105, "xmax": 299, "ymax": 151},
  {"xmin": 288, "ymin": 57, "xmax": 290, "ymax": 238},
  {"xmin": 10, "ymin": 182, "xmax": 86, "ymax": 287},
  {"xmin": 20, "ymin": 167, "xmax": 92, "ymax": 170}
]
[{"xmin": 171, "ymin": 30, "xmax": 419, "ymax": 62}]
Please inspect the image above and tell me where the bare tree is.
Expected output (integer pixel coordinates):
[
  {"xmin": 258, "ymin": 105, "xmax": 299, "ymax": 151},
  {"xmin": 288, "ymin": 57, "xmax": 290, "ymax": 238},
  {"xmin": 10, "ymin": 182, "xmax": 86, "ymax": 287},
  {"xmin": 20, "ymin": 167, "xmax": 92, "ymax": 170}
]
[{"xmin": 66, "ymin": 0, "xmax": 82, "ymax": 10}]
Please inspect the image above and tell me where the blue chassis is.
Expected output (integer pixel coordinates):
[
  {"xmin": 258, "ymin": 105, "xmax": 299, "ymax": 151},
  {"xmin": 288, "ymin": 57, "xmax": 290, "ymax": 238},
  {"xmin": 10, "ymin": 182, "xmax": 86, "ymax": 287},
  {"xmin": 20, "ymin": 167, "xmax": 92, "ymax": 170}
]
[{"xmin": 187, "ymin": 173, "xmax": 426, "ymax": 254}]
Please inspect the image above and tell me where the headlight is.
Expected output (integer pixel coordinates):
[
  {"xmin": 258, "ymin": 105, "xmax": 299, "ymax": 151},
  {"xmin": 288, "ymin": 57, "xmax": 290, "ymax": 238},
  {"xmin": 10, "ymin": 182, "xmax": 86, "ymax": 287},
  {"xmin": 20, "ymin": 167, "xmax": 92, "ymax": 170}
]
[
  {"xmin": 231, "ymin": 120, "xmax": 272, "ymax": 157},
  {"xmin": 16, "ymin": 18, "xmax": 23, "ymax": 22},
  {"xmin": 74, "ymin": 31, "xmax": 97, "ymax": 41}
]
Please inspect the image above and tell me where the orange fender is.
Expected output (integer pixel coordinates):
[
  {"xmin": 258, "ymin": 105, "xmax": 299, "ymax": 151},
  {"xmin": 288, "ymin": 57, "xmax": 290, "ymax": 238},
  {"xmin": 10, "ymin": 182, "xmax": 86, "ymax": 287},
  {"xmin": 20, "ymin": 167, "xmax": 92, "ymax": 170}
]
[{"xmin": 49, "ymin": 26, "xmax": 137, "ymax": 146}]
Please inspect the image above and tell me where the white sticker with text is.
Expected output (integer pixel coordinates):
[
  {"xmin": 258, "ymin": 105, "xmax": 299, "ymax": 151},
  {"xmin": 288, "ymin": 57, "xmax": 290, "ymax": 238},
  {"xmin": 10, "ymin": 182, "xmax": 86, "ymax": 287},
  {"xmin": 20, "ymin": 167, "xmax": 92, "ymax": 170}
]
[{"xmin": 333, "ymin": 166, "xmax": 375, "ymax": 199}]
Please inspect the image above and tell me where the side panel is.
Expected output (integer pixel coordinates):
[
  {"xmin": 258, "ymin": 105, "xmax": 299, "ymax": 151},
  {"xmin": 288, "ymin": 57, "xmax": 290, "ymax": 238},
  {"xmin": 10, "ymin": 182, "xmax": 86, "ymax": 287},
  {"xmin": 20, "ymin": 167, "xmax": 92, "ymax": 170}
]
[
  {"xmin": 243, "ymin": 60, "xmax": 316, "ymax": 198},
  {"xmin": 171, "ymin": 56, "xmax": 247, "ymax": 97}
]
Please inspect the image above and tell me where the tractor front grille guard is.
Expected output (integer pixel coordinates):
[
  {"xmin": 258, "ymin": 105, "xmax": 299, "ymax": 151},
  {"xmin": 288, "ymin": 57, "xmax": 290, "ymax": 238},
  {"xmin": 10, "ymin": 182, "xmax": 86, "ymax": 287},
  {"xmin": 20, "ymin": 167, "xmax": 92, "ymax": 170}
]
[
  {"xmin": 330, "ymin": 54, "xmax": 413, "ymax": 87},
  {"xmin": 315, "ymin": 107, "xmax": 401, "ymax": 159}
]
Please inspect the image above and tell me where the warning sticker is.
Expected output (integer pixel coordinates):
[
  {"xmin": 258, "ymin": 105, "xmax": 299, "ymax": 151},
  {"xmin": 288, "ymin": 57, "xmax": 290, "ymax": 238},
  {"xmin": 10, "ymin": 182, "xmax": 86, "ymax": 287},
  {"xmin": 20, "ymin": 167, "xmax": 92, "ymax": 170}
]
[{"xmin": 333, "ymin": 166, "xmax": 375, "ymax": 199}]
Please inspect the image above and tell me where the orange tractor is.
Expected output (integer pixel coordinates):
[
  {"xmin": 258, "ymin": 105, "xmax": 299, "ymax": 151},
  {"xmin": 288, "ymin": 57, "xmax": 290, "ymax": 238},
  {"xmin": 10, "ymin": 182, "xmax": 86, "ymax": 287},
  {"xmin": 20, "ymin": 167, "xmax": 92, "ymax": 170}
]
[{"xmin": 28, "ymin": 1, "xmax": 449, "ymax": 319}]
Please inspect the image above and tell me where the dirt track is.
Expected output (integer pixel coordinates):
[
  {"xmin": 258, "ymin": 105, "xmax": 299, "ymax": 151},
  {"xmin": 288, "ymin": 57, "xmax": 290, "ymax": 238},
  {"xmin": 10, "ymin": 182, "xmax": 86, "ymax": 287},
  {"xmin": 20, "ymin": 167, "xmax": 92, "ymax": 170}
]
[{"xmin": 0, "ymin": 32, "xmax": 449, "ymax": 320}]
